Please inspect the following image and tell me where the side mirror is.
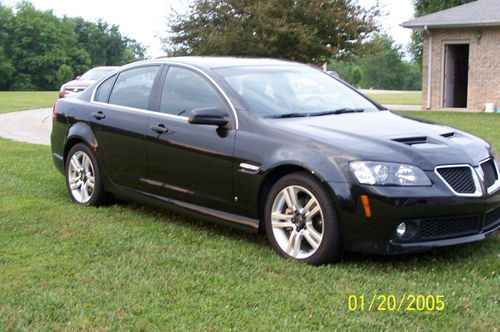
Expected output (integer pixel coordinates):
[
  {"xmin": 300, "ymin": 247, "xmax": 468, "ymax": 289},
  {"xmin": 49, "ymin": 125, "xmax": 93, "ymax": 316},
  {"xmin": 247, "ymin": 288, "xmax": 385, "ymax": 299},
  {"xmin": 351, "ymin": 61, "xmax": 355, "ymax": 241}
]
[{"xmin": 188, "ymin": 107, "xmax": 229, "ymax": 126}]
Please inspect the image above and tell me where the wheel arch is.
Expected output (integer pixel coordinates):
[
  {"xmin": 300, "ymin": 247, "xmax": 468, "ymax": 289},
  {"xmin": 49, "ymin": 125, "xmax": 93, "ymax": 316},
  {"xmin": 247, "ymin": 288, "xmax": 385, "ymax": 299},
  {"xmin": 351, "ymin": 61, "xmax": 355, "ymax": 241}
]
[
  {"xmin": 257, "ymin": 163, "xmax": 339, "ymax": 233},
  {"xmin": 63, "ymin": 122, "xmax": 98, "ymax": 166}
]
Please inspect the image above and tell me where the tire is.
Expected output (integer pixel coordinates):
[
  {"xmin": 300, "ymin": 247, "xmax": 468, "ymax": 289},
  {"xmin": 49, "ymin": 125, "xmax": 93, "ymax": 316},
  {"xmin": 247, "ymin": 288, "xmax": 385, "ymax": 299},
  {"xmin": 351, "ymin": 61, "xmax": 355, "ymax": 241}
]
[
  {"xmin": 65, "ymin": 143, "xmax": 106, "ymax": 206},
  {"xmin": 264, "ymin": 172, "xmax": 342, "ymax": 265}
]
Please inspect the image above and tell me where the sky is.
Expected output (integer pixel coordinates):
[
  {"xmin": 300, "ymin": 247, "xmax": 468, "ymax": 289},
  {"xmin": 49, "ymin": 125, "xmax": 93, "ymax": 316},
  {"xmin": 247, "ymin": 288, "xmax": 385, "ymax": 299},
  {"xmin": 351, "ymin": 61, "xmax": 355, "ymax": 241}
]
[{"xmin": 2, "ymin": 0, "xmax": 415, "ymax": 58}]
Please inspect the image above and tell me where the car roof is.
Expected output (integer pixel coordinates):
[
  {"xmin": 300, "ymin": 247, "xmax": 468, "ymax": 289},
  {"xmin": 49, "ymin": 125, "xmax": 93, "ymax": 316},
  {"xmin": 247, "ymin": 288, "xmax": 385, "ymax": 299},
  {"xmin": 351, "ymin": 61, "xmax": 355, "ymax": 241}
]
[
  {"xmin": 145, "ymin": 56, "xmax": 304, "ymax": 70},
  {"xmin": 90, "ymin": 66, "xmax": 119, "ymax": 70}
]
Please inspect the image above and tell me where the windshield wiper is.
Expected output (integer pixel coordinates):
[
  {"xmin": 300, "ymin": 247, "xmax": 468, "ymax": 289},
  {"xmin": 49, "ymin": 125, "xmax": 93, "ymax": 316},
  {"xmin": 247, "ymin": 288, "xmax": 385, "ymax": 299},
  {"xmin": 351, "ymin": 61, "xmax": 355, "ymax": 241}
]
[
  {"xmin": 309, "ymin": 108, "xmax": 365, "ymax": 116},
  {"xmin": 265, "ymin": 108, "xmax": 364, "ymax": 119},
  {"xmin": 265, "ymin": 112, "xmax": 309, "ymax": 119}
]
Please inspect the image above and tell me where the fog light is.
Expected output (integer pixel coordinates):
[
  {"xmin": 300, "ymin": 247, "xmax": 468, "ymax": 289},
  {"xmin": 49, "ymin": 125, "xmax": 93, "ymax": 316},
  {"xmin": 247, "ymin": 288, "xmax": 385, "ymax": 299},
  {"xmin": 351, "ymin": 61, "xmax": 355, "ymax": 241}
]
[{"xmin": 396, "ymin": 222, "xmax": 407, "ymax": 237}]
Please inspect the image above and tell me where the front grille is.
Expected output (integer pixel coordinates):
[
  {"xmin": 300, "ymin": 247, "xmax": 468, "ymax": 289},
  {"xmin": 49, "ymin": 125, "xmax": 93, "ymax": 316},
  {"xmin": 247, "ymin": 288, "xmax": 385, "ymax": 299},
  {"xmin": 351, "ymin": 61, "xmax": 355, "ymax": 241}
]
[
  {"xmin": 436, "ymin": 166, "xmax": 476, "ymax": 194},
  {"xmin": 64, "ymin": 88, "xmax": 86, "ymax": 93},
  {"xmin": 480, "ymin": 159, "xmax": 499, "ymax": 190},
  {"xmin": 420, "ymin": 216, "xmax": 480, "ymax": 240},
  {"xmin": 484, "ymin": 208, "xmax": 500, "ymax": 230}
]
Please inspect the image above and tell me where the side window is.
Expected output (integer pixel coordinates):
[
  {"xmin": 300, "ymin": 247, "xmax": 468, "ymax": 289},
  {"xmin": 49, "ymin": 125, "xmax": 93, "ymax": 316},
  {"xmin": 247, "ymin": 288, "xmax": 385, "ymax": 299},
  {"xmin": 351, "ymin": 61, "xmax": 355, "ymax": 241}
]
[
  {"xmin": 108, "ymin": 66, "xmax": 160, "ymax": 110},
  {"xmin": 94, "ymin": 74, "xmax": 116, "ymax": 103},
  {"xmin": 160, "ymin": 67, "xmax": 227, "ymax": 117}
]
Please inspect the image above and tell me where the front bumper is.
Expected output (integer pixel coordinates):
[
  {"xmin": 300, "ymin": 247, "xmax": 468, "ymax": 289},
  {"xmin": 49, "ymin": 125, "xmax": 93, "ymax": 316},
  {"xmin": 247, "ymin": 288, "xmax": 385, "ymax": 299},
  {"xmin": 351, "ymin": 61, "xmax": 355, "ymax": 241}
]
[
  {"xmin": 329, "ymin": 180, "xmax": 500, "ymax": 255},
  {"xmin": 386, "ymin": 224, "xmax": 499, "ymax": 254}
]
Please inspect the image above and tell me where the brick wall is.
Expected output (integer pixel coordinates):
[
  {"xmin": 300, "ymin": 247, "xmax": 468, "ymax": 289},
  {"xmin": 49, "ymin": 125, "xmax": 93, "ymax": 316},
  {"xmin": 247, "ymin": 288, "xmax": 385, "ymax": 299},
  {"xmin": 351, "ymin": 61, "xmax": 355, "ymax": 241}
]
[{"xmin": 422, "ymin": 27, "xmax": 500, "ymax": 111}]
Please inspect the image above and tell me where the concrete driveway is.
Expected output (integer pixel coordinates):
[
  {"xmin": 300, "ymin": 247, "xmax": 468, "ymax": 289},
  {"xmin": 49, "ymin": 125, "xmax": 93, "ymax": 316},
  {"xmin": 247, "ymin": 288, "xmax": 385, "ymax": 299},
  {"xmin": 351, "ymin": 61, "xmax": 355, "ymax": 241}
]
[{"xmin": 0, "ymin": 108, "xmax": 52, "ymax": 145}]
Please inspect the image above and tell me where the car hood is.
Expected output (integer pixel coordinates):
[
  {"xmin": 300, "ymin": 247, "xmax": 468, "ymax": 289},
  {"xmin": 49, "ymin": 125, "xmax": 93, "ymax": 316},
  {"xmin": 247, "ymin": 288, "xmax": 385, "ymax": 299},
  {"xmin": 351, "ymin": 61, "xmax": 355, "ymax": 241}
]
[{"xmin": 267, "ymin": 111, "xmax": 492, "ymax": 170}]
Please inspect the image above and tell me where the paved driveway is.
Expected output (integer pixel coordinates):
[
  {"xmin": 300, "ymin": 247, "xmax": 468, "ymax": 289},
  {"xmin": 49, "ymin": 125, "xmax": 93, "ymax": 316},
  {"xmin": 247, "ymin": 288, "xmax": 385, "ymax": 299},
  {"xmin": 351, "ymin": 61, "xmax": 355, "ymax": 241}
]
[{"xmin": 0, "ymin": 108, "xmax": 52, "ymax": 145}]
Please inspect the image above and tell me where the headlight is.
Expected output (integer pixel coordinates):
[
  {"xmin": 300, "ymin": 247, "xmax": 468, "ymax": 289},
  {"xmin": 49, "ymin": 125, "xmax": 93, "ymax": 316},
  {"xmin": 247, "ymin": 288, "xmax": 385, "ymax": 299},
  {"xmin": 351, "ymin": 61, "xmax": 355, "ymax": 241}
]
[{"xmin": 350, "ymin": 161, "xmax": 432, "ymax": 186}]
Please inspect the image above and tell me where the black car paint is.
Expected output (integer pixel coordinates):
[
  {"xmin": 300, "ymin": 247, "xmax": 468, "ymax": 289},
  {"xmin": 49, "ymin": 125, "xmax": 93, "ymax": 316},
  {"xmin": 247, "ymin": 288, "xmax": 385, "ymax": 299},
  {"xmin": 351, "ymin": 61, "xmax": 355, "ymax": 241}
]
[{"xmin": 51, "ymin": 57, "xmax": 500, "ymax": 254}]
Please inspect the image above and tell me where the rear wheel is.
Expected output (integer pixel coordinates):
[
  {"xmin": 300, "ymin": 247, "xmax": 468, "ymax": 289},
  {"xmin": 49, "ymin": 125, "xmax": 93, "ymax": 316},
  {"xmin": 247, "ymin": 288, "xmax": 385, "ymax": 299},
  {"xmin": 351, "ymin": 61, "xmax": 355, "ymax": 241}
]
[
  {"xmin": 65, "ymin": 143, "xmax": 106, "ymax": 206},
  {"xmin": 264, "ymin": 172, "xmax": 341, "ymax": 265}
]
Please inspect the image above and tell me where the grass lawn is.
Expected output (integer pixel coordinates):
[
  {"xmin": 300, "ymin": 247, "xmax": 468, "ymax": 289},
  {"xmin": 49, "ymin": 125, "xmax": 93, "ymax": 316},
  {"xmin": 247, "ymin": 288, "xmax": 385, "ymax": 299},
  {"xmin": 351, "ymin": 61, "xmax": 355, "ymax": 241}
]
[
  {"xmin": 0, "ymin": 91, "xmax": 58, "ymax": 114},
  {"xmin": 366, "ymin": 91, "xmax": 422, "ymax": 105},
  {"xmin": 404, "ymin": 111, "xmax": 500, "ymax": 146},
  {"xmin": 0, "ymin": 111, "xmax": 499, "ymax": 330}
]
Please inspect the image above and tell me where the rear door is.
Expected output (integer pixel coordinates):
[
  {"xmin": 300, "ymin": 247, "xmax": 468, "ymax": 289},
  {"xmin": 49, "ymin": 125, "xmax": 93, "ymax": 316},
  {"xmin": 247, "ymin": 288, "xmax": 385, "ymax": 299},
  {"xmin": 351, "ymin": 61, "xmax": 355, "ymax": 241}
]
[
  {"xmin": 90, "ymin": 65, "xmax": 163, "ymax": 190},
  {"xmin": 145, "ymin": 65, "xmax": 236, "ymax": 211}
]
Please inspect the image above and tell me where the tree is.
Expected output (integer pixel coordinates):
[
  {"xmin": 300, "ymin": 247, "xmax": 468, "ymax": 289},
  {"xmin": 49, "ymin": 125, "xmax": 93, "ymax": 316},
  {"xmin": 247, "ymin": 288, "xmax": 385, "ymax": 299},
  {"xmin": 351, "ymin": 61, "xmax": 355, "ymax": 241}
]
[
  {"xmin": 0, "ymin": 3, "xmax": 14, "ymax": 89},
  {"xmin": 330, "ymin": 34, "xmax": 421, "ymax": 90},
  {"xmin": 163, "ymin": 0, "xmax": 379, "ymax": 64},
  {"xmin": 409, "ymin": 0, "xmax": 475, "ymax": 68},
  {"xmin": 4, "ymin": 1, "xmax": 76, "ymax": 90},
  {"xmin": 70, "ymin": 18, "xmax": 147, "ymax": 68},
  {"xmin": 0, "ymin": 1, "xmax": 147, "ymax": 90}
]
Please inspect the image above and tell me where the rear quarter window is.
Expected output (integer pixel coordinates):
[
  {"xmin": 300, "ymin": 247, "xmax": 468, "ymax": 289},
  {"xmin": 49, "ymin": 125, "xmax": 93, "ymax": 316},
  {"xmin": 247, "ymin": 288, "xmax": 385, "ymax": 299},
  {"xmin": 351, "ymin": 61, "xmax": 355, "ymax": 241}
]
[
  {"xmin": 108, "ymin": 66, "xmax": 160, "ymax": 110},
  {"xmin": 94, "ymin": 74, "xmax": 117, "ymax": 103}
]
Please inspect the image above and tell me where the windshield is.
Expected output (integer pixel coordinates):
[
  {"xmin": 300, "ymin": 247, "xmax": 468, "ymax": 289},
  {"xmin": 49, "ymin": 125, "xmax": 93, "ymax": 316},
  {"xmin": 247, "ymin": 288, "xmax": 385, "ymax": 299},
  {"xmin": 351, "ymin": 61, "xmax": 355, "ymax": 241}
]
[
  {"xmin": 80, "ymin": 67, "xmax": 116, "ymax": 81},
  {"xmin": 215, "ymin": 65, "xmax": 379, "ymax": 118}
]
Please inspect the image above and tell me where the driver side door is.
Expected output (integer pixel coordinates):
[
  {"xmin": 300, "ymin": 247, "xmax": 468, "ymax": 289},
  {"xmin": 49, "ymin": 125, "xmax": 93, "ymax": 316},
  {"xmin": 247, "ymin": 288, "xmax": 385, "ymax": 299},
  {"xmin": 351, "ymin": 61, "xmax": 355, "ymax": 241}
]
[{"xmin": 145, "ymin": 66, "xmax": 236, "ymax": 211}]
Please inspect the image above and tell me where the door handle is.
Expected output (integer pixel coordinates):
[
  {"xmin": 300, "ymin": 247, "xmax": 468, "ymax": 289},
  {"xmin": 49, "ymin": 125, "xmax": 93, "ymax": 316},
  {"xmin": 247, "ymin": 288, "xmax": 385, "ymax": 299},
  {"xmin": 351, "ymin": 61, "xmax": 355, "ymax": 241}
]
[
  {"xmin": 91, "ymin": 111, "xmax": 105, "ymax": 120},
  {"xmin": 150, "ymin": 124, "xmax": 168, "ymax": 134}
]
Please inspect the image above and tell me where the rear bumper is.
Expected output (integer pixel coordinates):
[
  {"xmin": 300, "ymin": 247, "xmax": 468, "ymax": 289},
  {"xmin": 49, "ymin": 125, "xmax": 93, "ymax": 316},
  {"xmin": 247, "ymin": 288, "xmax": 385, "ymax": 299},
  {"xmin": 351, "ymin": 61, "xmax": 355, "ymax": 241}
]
[{"xmin": 52, "ymin": 152, "xmax": 64, "ymax": 174}]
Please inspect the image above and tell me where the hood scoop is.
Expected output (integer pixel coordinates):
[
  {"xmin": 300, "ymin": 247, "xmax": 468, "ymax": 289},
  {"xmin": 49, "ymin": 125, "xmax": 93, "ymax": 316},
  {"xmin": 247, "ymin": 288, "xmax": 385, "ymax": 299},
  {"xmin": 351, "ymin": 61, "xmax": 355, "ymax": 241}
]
[
  {"xmin": 392, "ymin": 136, "xmax": 428, "ymax": 145},
  {"xmin": 391, "ymin": 132, "xmax": 463, "ymax": 150},
  {"xmin": 441, "ymin": 132, "xmax": 456, "ymax": 138}
]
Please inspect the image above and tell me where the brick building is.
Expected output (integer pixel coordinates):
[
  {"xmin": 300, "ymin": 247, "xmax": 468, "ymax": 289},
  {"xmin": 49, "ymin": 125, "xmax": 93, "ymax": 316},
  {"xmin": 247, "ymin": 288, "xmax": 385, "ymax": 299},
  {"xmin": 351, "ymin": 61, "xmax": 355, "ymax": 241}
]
[{"xmin": 402, "ymin": 0, "xmax": 500, "ymax": 111}]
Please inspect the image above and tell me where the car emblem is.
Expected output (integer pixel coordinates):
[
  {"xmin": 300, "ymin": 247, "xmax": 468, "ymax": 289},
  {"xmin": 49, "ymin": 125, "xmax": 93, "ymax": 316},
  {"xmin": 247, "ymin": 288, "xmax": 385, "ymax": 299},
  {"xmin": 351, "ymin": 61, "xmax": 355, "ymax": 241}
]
[{"xmin": 73, "ymin": 88, "xmax": 79, "ymax": 92}]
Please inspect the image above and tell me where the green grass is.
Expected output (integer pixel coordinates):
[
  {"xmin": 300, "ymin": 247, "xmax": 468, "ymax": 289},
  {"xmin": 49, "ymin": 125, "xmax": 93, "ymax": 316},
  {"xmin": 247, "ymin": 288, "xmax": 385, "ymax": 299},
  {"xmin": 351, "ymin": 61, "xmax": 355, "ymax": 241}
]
[
  {"xmin": 403, "ymin": 111, "xmax": 500, "ymax": 146},
  {"xmin": 0, "ymin": 91, "xmax": 58, "ymax": 114},
  {"xmin": 0, "ymin": 112, "xmax": 499, "ymax": 330},
  {"xmin": 366, "ymin": 91, "xmax": 422, "ymax": 105}
]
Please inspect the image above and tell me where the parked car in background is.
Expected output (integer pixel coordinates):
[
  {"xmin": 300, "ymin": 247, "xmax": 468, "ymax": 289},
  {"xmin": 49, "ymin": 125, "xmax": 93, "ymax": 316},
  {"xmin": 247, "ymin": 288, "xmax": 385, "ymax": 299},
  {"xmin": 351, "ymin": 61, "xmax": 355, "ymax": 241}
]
[
  {"xmin": 59, "ymin": 66, "xmax": 118, "ymax": 98},
  {"xmin": 51, "ymin": 57, "xmax": 500, "ymax": 265}
]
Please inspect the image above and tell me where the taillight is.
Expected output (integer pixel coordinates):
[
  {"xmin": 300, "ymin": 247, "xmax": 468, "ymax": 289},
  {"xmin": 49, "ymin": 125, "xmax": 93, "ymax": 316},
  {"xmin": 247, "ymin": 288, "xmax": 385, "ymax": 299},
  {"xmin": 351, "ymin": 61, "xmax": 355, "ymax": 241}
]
[
  {"xmin": 53, "ymin": 101, "xmax": 58, "ymax": 118},
  {"xmin": 59, "ymin": 85, "xmax": 65, "ymax": 98}
]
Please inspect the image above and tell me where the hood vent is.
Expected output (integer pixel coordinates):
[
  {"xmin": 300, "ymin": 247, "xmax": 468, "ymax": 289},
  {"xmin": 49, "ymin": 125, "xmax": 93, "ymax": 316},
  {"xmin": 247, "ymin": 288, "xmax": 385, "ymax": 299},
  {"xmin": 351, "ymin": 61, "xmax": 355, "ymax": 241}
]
[
  {"xmin": 441, "ymin": 132, "xmax": 456, "ymax": 138},
  {"xmin": 392, "ymin": 136, "xmax": 428, "ymax": 145}
]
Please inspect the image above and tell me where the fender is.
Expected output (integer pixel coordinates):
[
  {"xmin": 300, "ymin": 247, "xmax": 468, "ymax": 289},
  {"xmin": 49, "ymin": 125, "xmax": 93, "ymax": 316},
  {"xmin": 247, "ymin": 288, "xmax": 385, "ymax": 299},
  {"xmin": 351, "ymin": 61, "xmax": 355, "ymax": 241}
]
[
  {"xmin": 65, "ymin": 122, "xmax": 98, "ymax": 151},
  {"xmin": 260, "ymin": 150, "xmax": 355, "ymax": 213},
  {"xmin": 233, "ymin": 144, "xmax": 354, "ymax": 220},
  {"xmin": 260, "ymin": 146, "xmax": 350, "ymax": 183},
  {"xmin": 63, "ymin": 121, "xmax": 113, "ymax": 189}
]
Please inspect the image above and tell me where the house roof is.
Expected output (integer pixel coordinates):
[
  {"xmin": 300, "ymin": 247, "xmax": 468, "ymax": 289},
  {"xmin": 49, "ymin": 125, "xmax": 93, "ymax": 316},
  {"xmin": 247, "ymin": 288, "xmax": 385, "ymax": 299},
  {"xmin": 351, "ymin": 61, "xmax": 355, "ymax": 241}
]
[{"xmin": 402, "ymin": 0, "xmax": 500, "ymax": 29}]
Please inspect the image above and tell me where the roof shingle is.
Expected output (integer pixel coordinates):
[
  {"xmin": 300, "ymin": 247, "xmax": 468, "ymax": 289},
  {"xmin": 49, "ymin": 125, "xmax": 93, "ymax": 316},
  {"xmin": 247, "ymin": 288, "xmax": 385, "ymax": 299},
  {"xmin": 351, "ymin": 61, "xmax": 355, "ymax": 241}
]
[{"xmin": 402, "ymin": 0, "xmax": 500, "ymax": 29}]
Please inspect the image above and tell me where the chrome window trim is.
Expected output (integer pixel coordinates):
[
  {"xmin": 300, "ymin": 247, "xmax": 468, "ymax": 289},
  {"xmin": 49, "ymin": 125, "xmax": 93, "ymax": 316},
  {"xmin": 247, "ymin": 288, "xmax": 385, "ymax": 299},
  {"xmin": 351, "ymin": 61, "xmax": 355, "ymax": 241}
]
[
  {"xmin": 91, "ymin": 101, "xmax": 189, "ymax": 122},
  {"xmin": 434, "ymin": 164, "xmax": 483, "ymax": 197},
  {"xmin": 90, "ymin": 61, "xmax": 239, "ymax": 129},
  {"xmin": 479, "ymin": 158, "xmax": 500, "ymax": 194}
]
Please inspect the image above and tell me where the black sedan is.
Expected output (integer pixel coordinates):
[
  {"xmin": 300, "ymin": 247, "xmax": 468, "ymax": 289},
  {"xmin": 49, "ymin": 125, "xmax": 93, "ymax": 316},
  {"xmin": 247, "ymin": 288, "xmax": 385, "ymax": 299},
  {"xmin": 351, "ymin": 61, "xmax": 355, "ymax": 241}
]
[{"xmin": 50, "ymin": 57, "xmax": 500, "ymax": 265}]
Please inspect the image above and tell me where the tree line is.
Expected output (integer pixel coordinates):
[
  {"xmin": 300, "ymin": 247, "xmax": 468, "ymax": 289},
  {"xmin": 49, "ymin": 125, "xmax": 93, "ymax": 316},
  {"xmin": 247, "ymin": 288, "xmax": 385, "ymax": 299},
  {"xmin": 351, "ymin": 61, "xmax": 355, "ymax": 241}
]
[
  {"xmin": 0, "ymin": 1, "xmax": 146, "ymax": 91},
  {"xmin": 163, "ymin": 0, "xmax": 421, "ymax": 90},
  {"xmin": 330, "ymin": 34, "xmax": 421, "ymax": 91},
  {"xmin": 0, "ymin": 0, "xmax": 474, "ymax": 92},
  {"xmin": 163, "ymin": 0, "xmax": 475, "ymax": 91}
]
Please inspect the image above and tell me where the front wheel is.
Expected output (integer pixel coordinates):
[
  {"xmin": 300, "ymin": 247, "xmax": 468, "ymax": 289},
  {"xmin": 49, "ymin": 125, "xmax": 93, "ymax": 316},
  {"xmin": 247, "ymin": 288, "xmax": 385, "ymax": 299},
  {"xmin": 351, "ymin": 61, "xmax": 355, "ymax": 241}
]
[
  {"xmin": 264, "ymin": 172, "xmax": 341, "ymax": 265},
  {"xmin": 65, "ymin": 143, "xmax": 106, "ymax": 206}
]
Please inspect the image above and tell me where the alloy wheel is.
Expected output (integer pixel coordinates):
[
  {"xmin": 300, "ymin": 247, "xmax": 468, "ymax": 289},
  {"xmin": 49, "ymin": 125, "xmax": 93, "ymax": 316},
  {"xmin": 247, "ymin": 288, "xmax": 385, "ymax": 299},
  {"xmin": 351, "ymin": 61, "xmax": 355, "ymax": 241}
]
[
  {"xmin": 271, "ymin": 185, "xmax": 324, "ymax": 259},
  {"xmin": 67, "ymin": 151, "xmax": 95, "ymax": 203}
]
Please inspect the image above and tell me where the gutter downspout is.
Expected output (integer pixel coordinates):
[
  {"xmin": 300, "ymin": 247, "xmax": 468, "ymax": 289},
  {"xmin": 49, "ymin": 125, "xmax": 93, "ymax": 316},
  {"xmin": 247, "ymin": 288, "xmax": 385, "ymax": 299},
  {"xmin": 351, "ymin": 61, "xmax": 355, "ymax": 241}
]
[{"xmin": 424, "ymin": 25, "xmax": 432, "ymax": 110}]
